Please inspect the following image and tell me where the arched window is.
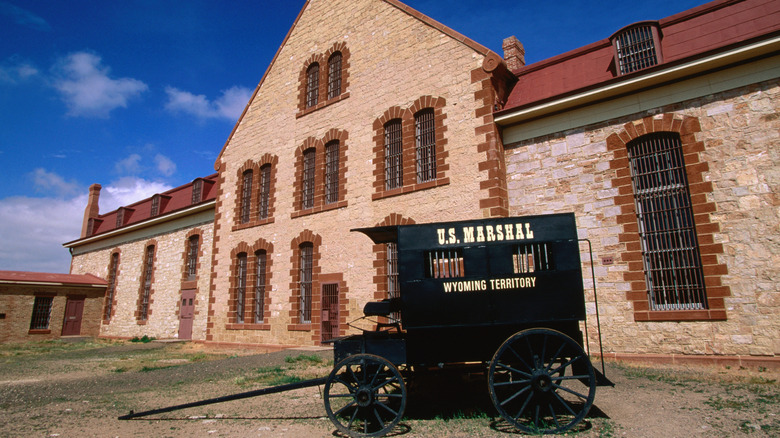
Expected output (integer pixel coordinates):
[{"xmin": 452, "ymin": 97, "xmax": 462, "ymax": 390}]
[
  {"xmin": 384, "ymin": 119, "xmax": 403, "ymax": 190},
  {"xmin": 186, "ymin": 235, "xmax": 199, "ymax": 280},
  {"xmin": 612, "ymin": 22, "xmax": 662, "ymax": 75},
  {"xmin": 258, "ymin": 164, "xmax": 271, "ymax": 220},
  {"xmin": 627, "ymin": 132, "xmax": 706, "ymax": 310},
  {"xmin": 235, "ymin": 252, "xmax": 247, "ymax": 323},
  {"xmin": 299, "ymin": 243, "xmax": 313, "ymax": 324},
  {"xmin": 254, "ymin": 250, "xmax": 267, "ymax": 323},
  {"xmin": 301, "ymin": 148, "xmax": 316, "ymax": 209},
  {"xmin": 305, "ymin": 63, "xmax": 319, "ymax": 108},
  {"xmin": 415, "ymin": 108, "xmax": 436, "ymax": 183},
  {"xmin": 325, "ymin": 140, "xmax": 340, "ymax": 204},
  {"xmin": 104, "ymin": 251, "xmax": 119, "ymax": 321},
  {"xmin": 240, "ymin": 169, "xmax": 253, "ymax": 224},
  {"xmin": 327, "ymin": 52, "xmax": 342, "ymax": 100},
  {"xmin": 138, "ymin": 244, "xmax": 155, "ymax": 321}
]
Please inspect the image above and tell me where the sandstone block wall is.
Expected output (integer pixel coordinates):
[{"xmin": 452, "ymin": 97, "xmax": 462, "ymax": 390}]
[
  {"xmin": 69, "ymin": 221, "xmax": 213, "ymax": 341},
  {"xmin": 209, "ymin": 0, "xmax": 494, "ymax": 347},
  {"xmin": 505, "ymin": 80, "xmax": 779, "ymax": 358}
]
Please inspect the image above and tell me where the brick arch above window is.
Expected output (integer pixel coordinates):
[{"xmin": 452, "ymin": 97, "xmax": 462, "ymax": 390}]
[
  {"xmin": 607, "ymin": 113, "xmax": 729, "ymax": 322},
  {"xmin": 297, "ymin": 42, "xmax": 351, "ymax": 117},
  {"xmin": 292, "ymin": 131, "xmax": 349, "ymax": 218},
  {"xmin": 103, "ymin": 248, "xmax": 121, "ymax": 323},
  {"xmin": 181, "ymin": 228, "xmax": 203, "ymax": 284},
  {"xmin": 289, "ymin": 230, "xmax": 322, "ymax": 331},
  {"xmin": 372, "ymin": 96, "xmax": 449, "ymax": 200},
  {"xmin": 233, "ymin": 156, "xmax": 277, "ymax": 230}
]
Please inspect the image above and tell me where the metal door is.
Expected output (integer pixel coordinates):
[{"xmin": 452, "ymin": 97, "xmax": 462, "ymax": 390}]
[
  {"xmin": 321, "ymin": 283, "xmax": 339, "ymax": 343},
  {"xmin": 178, "ymin": 289, "xmax": 196, "ymax": 340},
  {"xmin": 62, "ymin": 297, "xmax": 84, "ymax": 336}
]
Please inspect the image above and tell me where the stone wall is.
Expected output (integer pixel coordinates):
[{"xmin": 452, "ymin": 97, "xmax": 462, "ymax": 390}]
[
  {"xmin": 504, "ymin": 80, "xmax": 779, "ymax": 358},
  {"xmin": 208, "ymin": 0, "xmax": 495, "ymax": 347},
  {"xmin": 69, "ymin": 221, "xmax": 213, "ymax": 341}
]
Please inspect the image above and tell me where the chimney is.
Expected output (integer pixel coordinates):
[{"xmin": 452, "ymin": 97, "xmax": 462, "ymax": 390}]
[
  {"xmin": 502, "ymin": 36, "xmax": 525, "ymax": 72},
  {"xmin": 81, "ymin": 184, "xmax": 101, "ymax": 238}
]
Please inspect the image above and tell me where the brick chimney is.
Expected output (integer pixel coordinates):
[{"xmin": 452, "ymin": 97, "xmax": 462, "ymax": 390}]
[
  {"xmin": 502, "ymin": 36, "xmax": 525, "ymax": 72},
  {"xmin": 81, "ymin": 184, "xmax": 101, "ymax": 238}
]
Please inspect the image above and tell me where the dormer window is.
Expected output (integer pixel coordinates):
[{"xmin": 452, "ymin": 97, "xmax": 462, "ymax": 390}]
[
  {"xmin": 191, "ymin": 179, "xmax": 203, "ymax": 204},
  {"xmin": 151, "ymin": 196, "xmax": 160, "ymax": 216},
  {"xmin": 611, "ymin": 22, "xmax": 662, "ymax": 75}
]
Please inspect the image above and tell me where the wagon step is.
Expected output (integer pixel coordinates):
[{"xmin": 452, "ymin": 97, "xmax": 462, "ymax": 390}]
[{"xmin": 118, "ymin": 376, "xmax": 327, "ymax": 420}]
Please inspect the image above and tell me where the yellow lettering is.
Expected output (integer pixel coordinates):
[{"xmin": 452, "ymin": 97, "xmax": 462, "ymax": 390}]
[
  {"xmin": 448, "ymin": 228, "xmax": 457, "ymax": 244},
  {"xmin": 463, "ymin": 227, "xmax": 475, "ymax": 243},
  {"xmin": 504, "ymin": 224, "xmax": 514, "ymax": 240},
  {"xmin": 525, "ymin": 223, "xmax": 534, "ymax": 239},
  {"xmin": 476, "ymin": 226, "xmax": 485, "ymax": 242},
  {"xmin": 516, "ymin": 223, "xmax": 525, "ymax": 239},
  {"xmin": 437, "ymin": 228, "xmax": 446, "ymax": 245},
  {"xmin": 486, "ymin": 225, "xmax": 496, "ymax": 242},
  {"xmin": 495, "ymin": 225, "xmax": 504, "ymax": 241}
]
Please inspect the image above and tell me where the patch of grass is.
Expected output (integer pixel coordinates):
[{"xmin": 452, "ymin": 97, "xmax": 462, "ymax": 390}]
[
  {"xmin": 188, "ymin": 352, "xmax": 208, "ymax": 362},
  {"xmin": 130, "ymin": 335, "xmax": 155, "ymax": 343},
  {"xmin": 139, "ymin": 365, "xmax": 175, "ymax": 372},
  {"xmin": 284, "ymin": 353, "xmax": 324, "ymax": 365}
]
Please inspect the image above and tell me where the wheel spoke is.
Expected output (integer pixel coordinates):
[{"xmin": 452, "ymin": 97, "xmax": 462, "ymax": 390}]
[
  {"xmin": 496, "ymin": 362, "xmax": 533, "ymax": 379},
  {"xmin": 551, "ymin": 382, "xmax": 590, "ymax": 401},
  {"xmin": 499, "ymin": 384, "xmax": 532, "ymax": 407},
  {"xmin": 551, "ymin": 390, "xmax": 579, "ymax": 416},
  {"xmin": 545, "ymin": 343, "xmax": 566, "ymax": 373},
  {"xmin": 507, "ymin": 344, "xmax": 533, "ymax": 372},
  {"xmin": 335, "ymin": 400, "xmax": 357, "ymax": 416},
  {"xmin": 512, "ymin": 390, "xmax": 535, "ymax": 421},
  {"xmin": 549, "ymin": 402, "xmax": 560, "ymax": 428}
]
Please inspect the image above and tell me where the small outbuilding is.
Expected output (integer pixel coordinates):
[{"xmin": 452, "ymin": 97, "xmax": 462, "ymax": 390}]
[{"xmin": 0, "ymin": 271, "xmax": 107, "ymax": 343}]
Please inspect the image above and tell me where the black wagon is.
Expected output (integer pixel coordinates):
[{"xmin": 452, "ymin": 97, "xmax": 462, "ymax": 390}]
[
  {"xmin": 121, "ymin": 213, "xmax": 611, "ymax": 436},
  {"xmin": 325, "ymin": 212, "xmax": 612, "ymax": 436}
]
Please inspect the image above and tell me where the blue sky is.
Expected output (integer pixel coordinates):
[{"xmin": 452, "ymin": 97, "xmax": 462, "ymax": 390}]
[{"xmin": 0, "ymin": 0, "xmax": 707, "ymax": 273}]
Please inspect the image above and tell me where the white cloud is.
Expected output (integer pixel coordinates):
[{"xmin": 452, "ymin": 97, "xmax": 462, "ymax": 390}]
[
  {"xmin": 0, "ymin": 2, "xmax": 51, "ymax": 32},
  {"xmin": 164, "ymin": 85, "xmax": 251, "ymax": 121},
  {"xmin": 0, "ymin": 57, "xmax": 39, "ymax": 83},
  {"xmin": 0, "ymin": 173, "xmax": 173, "ymax": 273},
  {"xmin": 0, "ymin": 195, "xmax": 84, "ymax": 273},
  {"xmin": 101, "ymin": 177, "xmax": 173, "ymax": 212},
  {"xmin": 52, "ymin": 51, "xmax": 148, "ymax": 118},
  {"xmin": 114, "ymin": 153, "xmax": 142, "ymax": 175},
  {"xmin": 154, "ymin": 154, "xmax": 177, "ymax": 177},
  {"xmin": 30, "ymin": 168, "xmax": 80, "ymax": 197}
]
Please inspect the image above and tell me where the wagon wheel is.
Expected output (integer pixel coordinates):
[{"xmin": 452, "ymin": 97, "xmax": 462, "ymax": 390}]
[
  {"xmin": 488, "ymin": 328, "xmax": 596, "ymax": 434},
  {"xmin": 324, "ymin": 354, "xmax": 407, "ymax": 437}
]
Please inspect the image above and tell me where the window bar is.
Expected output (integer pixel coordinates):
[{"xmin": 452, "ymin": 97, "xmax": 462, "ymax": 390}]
[
  {"xmin": 325, "ymin": 141, "xmax": 339, "ymax": 204},
  {"xmin": 259, "ymin": 165, "xmax": 270, "ymax": 219},
  {"xmin": 300, "ymin": 245, "xmax": 313, "ymax": 323},
  {"xmin": 140, "ymin": 246, "xmax": 154, "ymax": 320},
  {"xmin": 240, "ymin": 170, "xmax": 252, "ymax": 224},
  {"xmin": 30, "ymin": 297, "xmax": 53, "ymax": 330},
  {"xmin": 302, "ymin": 149, "xmax": 315, "ymax": 209},
  {"xmin": 327, "ymin": 52, "xmax": 342, "ymax": 100},
  {"xmin": 306, "ymin": 63, "xmax": 319, "ymax": 107}
]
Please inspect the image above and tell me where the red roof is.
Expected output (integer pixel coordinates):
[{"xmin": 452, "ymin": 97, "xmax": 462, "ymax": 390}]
[
  {"xmin": 0, "ymin": 271, "xmax": 107, "ymax": 286},
  {"xmin": 88, "ymin": 173, "xmax": 218, "ymax": 237},
  {"xmin": 500, "ymin": 0, "xmax": 780, "ymax": 113}
]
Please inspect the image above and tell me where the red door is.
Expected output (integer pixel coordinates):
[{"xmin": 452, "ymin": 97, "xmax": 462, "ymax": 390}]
[
  {"xmin": 62, "ymin": 297, "xmax": 84, "ymax": 336},
  {"xmin": 178, "ymin": 289, "xmax": 196, "ymax": 340},
  {"xmin": 321, "ymin": 283, "xmax": 339, "ymax": 343}
]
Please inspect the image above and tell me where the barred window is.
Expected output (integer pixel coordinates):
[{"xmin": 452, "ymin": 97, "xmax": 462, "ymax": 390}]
[
  {"xmin": 259, "ymin": 164, "xmax": 271, "ymax": 220},
  {"xmin": 186, "ymin": 235, "xmax": 199, "ymax": 280},
  {"xmin": 235, "ymin": 252, "xmax": 247, "ymax": 323},
  {"xmin": 386, "ymin": 243, "xmax": 400, "ymax": 321},
  {"xmin": 104, "ymin": 252, "xmax": 119, "ymax": 321},
  {"xmin": 302, "ymin": 148, "xmax": 316, "ymax": 210},
  {"xmin": 254, "ymin": 250, "xmax": 267, "ymax": 323},
  {"xmin": 325, "ymin": 141, "xmax": 339, "ymax": 204},
  {"xmin": 116, "ymin": 208, "xmax": 125, "ymax": 228},
  {"xmin": 306, "ymin": 63, "xmax": 319, "ymax": 108},
  {"xmin": 139, "ymin": 245, "xmax": 154, "ymax": 320},
  {"xmin": 613, "ymin": 24, "xmax": 660, "ymax": 75},
  {"xmin": 513, "ymin": 243, "xmax": 554, "ymax": 274},
  {"xmin": 627, "ymin": 132, "xmax": 707, "ymax": 311},
  {"xmin": 299, "ymin": 243, "xmax": 313, "ymax": 324},
  {"xmin": 30, "ymin": 296, "xmax": 53, "ymax": 330},
  {"xmin": 384, "ymin": 119, "xmax": 403, "ymax": 190},
  {"xmin": 415, "ymin": 109, "xmax": 436, "ymax": 183},
  {"xmin": 240, "ymin": 169, "xmax": 253, "ymax": 224},
  {"xmin": 327, "ymin": 52, "xmax": 342, "ymax": 100},
  {"xmin": 426, "ymin": 249, "xmax": 465, "ymax": 278}
]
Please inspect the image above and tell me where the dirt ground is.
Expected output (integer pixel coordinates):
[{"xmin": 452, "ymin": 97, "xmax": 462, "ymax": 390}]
[{"xmin": 0, "ymin": 339, "xmax": 777, "ymax": 437}]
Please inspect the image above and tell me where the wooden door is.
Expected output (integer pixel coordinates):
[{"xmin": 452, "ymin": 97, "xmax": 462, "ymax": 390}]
[
  {"xmin": 178, "ymin": 289, "xmax": 196, "ymax": 340},
  {"xmin": 321, "ymin": 283, "xmax": 339, "ymax": 343},
  {"xmin": 62, "ymin": 297, "xmax": 84, "ymax": 336}
]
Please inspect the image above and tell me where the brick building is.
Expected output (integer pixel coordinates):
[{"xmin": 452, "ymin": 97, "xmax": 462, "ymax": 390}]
[
  {"xmin": 0, "ymin": 271, "xmax": 106, "ymax": 343},
  {"xmin": 64, "ymin": 0, "xmax": 778, "ymax": 366}
]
